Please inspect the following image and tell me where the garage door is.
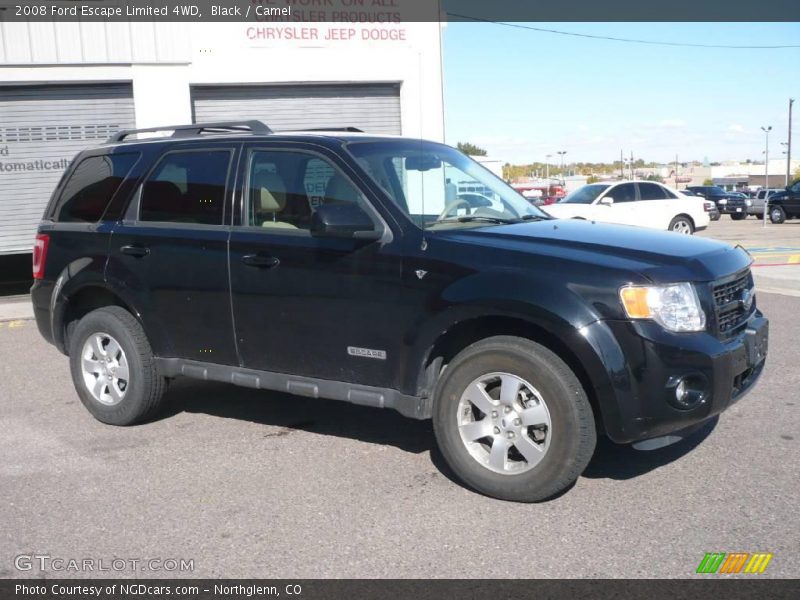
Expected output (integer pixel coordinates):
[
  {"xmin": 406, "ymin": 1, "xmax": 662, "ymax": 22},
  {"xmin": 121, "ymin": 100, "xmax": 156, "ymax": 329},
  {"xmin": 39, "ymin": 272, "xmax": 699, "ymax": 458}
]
[
  {"xmin": 0, "ymin": 84, "xmax": 135, "ymax": 255},
  {"xmin": 191, "ymin": 83, "xmax": 401, "ymax": 135}
]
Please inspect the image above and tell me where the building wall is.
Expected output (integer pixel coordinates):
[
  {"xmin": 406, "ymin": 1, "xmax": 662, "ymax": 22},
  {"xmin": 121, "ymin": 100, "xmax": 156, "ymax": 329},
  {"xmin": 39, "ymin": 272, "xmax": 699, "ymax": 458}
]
[{"xmin": 0, "ymin": 21, "xmax": 445, "ymax": 141}]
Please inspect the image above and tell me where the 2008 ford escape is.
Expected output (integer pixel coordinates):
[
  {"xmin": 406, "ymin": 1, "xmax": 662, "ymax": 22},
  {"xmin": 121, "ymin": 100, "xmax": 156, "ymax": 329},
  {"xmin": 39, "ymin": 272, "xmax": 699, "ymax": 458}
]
[{"xmin": 31, "ymin": 121, "xmax": 768, "ymax": 502}]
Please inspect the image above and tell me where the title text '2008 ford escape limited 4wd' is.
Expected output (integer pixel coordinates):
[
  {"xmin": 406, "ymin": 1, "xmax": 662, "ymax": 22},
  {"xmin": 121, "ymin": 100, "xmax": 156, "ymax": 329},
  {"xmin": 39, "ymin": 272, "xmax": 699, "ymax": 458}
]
[{"xmin": 32, "ymin": 121, "xmax": 768, "ymax": 502}]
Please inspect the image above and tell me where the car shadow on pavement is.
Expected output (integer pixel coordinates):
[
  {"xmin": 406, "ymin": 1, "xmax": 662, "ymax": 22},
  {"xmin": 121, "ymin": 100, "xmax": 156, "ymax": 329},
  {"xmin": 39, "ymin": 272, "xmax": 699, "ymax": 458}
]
[
  {"xmin": 582, "ymin": 417, "xmax": 719, "ymax": 480},
  {"xmin": 157, "ymin": 379, "xmax": 435, "ymax": 455},
  {"xmin": 156, "ymin": 379, "xmax": 719, "ymax": 488}
]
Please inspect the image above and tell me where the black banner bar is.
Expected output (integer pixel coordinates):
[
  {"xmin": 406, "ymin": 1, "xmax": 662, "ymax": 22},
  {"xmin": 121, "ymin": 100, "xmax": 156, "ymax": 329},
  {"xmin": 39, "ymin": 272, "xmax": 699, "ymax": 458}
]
[
  {"xmin": 0, "ymin": 0, "xmax": 799, "ymax": 23},
  {"xmin": 2, "ymin": 579, "xmax": 799, "ymax": 600}
]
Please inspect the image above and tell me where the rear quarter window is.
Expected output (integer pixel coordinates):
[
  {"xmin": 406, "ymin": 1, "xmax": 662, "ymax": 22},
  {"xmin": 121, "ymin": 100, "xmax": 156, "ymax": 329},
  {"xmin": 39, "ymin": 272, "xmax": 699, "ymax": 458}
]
[{"xmin": 53, "ymin": 153, "xmax": 140, "ymax": 223}]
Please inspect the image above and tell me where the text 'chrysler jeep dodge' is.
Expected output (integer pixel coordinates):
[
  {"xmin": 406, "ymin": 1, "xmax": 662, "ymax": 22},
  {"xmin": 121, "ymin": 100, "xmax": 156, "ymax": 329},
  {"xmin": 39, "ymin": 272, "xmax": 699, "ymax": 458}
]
[{"xmin": 32, "ymin": 121, "xmax": 768, "ymax": 502}]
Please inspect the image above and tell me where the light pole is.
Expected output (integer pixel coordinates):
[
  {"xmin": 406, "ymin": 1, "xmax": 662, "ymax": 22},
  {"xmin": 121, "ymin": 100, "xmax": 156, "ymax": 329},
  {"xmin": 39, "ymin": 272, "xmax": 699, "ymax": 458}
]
[
  {"xmin": 557, "ymin": 151, "xmax": 567, "ymax": 186},
  {"xmin": 545, "ymin": 154, "xmax": 552, "ymax": 197},
  {"xmin": 761, "ymin": 125, "xmax": 772, "ymax": 228},
  {"xmin": 787, "ymin": 98, "xmax": 794, "ymax": 186}
]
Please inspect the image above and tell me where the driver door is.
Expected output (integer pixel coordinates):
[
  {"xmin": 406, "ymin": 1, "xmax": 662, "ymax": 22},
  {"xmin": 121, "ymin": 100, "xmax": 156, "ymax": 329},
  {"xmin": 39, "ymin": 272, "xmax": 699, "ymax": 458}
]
[
  {"xmin": 227, "ymin": 143, "xmax": 407, "ymax": 389},
  {"xmin": 595, "ymin": 182, "xmax": 638, "ymax": 225}
]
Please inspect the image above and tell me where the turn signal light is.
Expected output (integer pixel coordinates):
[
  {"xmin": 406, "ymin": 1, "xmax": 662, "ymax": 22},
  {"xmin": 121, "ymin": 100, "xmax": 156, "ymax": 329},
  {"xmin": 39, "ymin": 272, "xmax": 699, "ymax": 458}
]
[{"xmin": 620, "ymin": 287, "xmax": 652, "ymax": 319}]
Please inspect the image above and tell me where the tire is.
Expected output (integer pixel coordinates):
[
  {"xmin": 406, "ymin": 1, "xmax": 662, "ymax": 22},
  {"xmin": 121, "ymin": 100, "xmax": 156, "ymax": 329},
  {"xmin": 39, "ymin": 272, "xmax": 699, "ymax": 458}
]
[
  {"xmin": 730, "ymin": 212, "xmax": 746, "ymax": 221},
  {"xmin": 69, "ymin": 306, "xmax": 166, "ymax": 425},
  {"xmin": 668, "ymin": 215, "xmax": 694, "ymax": 234},
  {"xmin": 432, "ymin": 336, "xmax": 596, "ymax": 502},
  {"xmin": 769, "ymin": 206, "xmax": 786, "ymax": 224}
]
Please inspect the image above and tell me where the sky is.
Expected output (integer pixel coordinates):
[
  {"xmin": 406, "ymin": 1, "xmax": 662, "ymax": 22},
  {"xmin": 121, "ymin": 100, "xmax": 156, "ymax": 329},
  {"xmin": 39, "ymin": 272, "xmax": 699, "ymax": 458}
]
[{"xmin": 442, "ymin": 22, "xmax": 800, "ymax": 165}]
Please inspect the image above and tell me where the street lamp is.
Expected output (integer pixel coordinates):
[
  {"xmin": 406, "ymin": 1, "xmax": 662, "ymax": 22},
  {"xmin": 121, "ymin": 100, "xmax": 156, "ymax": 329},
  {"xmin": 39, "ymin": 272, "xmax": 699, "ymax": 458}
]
[
  {"xmin": 761, "ymin": 125, "xmax": 772, "ymax": 228},
  {"xmin": 557, "ymin": 151, "xmax": 567, "ymax": 186}
]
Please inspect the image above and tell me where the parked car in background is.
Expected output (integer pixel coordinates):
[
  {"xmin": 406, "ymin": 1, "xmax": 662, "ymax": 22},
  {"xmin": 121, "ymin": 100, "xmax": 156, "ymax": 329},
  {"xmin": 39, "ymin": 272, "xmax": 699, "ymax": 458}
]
[
  {"xmin": 545, "ymin": 181, "xmax": 710, "ymax": 234},
  {"xmin": 685, "ymin": 185, "xmax": 748, "ymax": 220},
  {"xmin": 765, "ymin": 180, "xmax": 800, "ymax": 223},
  {"xmin": 749, "ymin": 188, "xmax": 784, "ymax": 217},
  {"xmin": 682, "ymin": 189, "xmax": 720, "ymax": 221}
]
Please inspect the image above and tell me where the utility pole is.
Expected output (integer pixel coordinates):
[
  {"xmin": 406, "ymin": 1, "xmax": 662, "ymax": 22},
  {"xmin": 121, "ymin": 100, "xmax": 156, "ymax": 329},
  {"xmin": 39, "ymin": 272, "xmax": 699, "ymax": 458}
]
[
  {"xmin": 787, "ymin": 98, "xmax": 795, "ymax": 186},
  {"xmin": 545, "ymin": 154, "xmax": 552, "ymax": 198},
  {"xmin": 557, "ymin": 151, "xmax": 567, "ymax": 186},
  {"xmin": 675, "ymin": 154, "xmax": 679, "ymax": 189},
  {"xmin": 630, "ymin": 151, "xmax": 634, "ymax": 180},
  {"xmin": 620, "ymin": 149, "xmax": 624, "ymax": 179},
  {"xmin": 764, "ymin": 131, "xmax": 769, "ymax": 226}
]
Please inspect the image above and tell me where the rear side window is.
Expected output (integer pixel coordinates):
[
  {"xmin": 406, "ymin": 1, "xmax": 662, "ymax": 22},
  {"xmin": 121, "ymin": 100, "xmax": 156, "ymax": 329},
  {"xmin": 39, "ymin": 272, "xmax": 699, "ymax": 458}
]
[
  {"xmin": 140, "ymin": 150, "xmax": 231, "ymax": 225},
  {"xmin": 638, "ymin": 182, "xmax": 668, "ymax": 200},
  {"xmin": 54, "ymin": 153, "xmax": 139, "ymax": 222}
]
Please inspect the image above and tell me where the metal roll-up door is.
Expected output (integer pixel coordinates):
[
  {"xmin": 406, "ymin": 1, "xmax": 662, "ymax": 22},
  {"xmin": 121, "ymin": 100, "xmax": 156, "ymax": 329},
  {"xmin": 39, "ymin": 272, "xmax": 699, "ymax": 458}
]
[
  {"xmin": 191, "ymin": 83, "xmax": 401, "ymax": 135},
  {"xmin": 0, "ymin": 84, "xmax": 135, "ymax": 254}
]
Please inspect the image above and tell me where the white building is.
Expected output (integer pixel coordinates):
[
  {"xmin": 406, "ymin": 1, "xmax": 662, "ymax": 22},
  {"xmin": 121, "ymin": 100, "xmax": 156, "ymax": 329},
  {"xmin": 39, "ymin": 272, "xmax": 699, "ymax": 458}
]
[{"xmin": 0, "ymin": 20, "xmax": 445, "ymax": 254}]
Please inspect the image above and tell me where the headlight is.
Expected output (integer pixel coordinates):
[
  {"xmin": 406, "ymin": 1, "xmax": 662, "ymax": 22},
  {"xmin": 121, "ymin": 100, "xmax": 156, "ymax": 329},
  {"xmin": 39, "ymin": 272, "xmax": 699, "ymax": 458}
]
[
  {"xmin": 718, "ymin": 198, "xmax": 728, "ymax": 204},
  {"xmin": 746, "ymin": 199, "xmax": 752, "ymax": 206},
  {"xmin": 620, "ymin": 283, "xmax": 706, "ymax": 332}
]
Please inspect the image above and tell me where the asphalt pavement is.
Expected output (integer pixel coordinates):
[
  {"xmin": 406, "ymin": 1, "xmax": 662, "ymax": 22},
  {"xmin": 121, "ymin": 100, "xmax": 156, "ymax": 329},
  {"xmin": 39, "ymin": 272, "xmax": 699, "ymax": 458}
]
[{"xmin": 0, "ymin": 293, "xmax": 797, "ymax": 579}]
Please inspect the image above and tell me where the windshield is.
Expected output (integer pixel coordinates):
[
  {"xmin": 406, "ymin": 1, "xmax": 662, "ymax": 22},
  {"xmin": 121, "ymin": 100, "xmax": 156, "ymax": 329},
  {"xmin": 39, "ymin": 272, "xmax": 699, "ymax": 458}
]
[
  {"xmin": 345, "ymin": 140, "xmax": 548, "ymax": 229},
  {"xmin": 560, "ymin": 184, "xmax": 610, "ymax": 204}
]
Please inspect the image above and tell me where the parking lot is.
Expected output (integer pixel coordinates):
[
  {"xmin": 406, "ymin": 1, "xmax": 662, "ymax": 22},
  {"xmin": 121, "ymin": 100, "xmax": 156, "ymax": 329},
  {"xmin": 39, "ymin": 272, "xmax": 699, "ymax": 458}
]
[{"xmin": 1, "ymin": 216, "xmax": 799, "ymax": 580}]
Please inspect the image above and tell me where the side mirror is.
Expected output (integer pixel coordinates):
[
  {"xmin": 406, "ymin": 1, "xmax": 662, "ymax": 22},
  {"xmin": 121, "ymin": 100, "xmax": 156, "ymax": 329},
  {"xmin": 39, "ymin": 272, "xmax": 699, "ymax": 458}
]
[
  {"xmin": 599, "ymin": 196, "xmax": 614, "ymax": 206},
  {"xmin": 310, "ymin": 203, "xmax": 382, "ymax": 240}
]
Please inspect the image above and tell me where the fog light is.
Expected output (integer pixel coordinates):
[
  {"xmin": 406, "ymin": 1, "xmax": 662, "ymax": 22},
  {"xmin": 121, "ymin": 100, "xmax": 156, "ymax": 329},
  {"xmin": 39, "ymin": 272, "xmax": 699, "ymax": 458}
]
[{"xmin": 667, "ymin": 375, "xmax": 707, "ymax": 410}]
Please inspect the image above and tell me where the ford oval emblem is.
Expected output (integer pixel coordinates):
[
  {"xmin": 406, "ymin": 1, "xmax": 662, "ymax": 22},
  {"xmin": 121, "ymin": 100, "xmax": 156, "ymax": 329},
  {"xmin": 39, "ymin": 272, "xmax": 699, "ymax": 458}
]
[{"xmin": 740, "ymin": 288, "xmax": 754, "ymax": 311}]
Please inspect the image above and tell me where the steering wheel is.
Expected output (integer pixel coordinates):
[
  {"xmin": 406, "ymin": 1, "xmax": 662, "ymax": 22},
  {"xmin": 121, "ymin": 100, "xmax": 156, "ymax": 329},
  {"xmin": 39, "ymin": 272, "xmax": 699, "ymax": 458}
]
[{"xmin": 438, "ymin": 198, "xmax": 472, "ymax": 220}]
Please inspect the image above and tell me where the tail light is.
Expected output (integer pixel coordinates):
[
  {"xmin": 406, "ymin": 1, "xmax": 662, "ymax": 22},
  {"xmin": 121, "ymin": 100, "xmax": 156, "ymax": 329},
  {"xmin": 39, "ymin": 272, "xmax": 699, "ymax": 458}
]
[
  {"xmin": 32, "ymin": 233, "xmax": 49, "ymax": 280},
  {"xmin": 703, "ymin": 201, "xmax": 714, "ymax": 212}
]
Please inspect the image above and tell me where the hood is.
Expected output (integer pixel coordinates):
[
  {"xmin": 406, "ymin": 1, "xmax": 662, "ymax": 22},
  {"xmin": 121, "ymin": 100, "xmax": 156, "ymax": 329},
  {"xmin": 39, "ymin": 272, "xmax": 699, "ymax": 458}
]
[{"xmin": 437, "ymin": 219, "xmax": 751, "ymax": 283}]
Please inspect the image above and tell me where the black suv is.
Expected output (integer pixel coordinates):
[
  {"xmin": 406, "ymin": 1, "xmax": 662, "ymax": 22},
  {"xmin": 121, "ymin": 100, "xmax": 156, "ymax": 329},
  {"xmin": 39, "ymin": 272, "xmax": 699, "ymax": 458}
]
[
  {"xmin": 764, "ymin": 179, "xmax": 800, "ymax": 223},
  {"xmin": 685, "ymin": 185, "xmax": 748, "ymax": 219},
  {"xmin": 31, "ymin": 121, "xmax": 769, "ymax": 502}
]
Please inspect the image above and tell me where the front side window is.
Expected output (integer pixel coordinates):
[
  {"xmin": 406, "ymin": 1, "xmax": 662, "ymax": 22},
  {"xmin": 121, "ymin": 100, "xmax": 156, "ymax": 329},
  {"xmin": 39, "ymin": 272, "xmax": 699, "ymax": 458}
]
[
  {"xmin": 140, "ymin": 150, "xmax": 231, "ymax": 225},
  {"xmin": 247, "ymin": 150, "xmax": 367, "ymax": 231},
  {"xmin": 561, "ymin": 184, "xmax": 610, "ymax": 204},
  {"xmin": 346, "ymin": 140, "xmax": 547, "ymax": 229},
  {"xmin": 609, "ymin": 183, "xmax": 637, "ymax": 203},
  {"xmin": 55, "ymin": 153, "xmax": 139, "ymax": 222}
]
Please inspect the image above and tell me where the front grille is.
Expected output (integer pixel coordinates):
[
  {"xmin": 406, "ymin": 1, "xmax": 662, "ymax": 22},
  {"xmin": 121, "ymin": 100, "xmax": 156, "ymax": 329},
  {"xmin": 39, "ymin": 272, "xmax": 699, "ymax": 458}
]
[{"xmin": 712, "ymin": 270, "xmax": 754, "ymax": 338}]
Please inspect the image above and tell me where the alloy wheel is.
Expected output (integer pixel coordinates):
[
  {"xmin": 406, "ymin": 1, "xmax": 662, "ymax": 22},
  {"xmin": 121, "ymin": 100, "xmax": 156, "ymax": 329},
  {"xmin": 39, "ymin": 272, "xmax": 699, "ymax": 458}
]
[
  {"xmin": 456, "ymin": 372, "xmax": 552, "ymax": 475},
  {"xmin": 81, "ymin": 332, "xmax": 130, "ymax": 406}
]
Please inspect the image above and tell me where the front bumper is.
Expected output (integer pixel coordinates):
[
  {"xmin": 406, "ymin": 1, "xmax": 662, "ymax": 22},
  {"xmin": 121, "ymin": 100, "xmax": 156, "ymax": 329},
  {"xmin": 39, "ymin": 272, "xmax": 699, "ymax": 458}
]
[
  {"xmin": 717, "ymin": 202, "xmax": 747, "ymax": 215},
  {"xmin": 586, "ymin": 312, "xmax": 768, "ymax": 444}
]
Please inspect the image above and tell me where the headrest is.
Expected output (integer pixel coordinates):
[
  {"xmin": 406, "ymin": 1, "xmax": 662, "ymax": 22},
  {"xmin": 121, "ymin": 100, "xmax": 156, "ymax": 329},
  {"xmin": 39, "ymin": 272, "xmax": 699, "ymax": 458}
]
[{"xmin": 252, "ymin": 171, "xmax": 286, "ymax": 212}]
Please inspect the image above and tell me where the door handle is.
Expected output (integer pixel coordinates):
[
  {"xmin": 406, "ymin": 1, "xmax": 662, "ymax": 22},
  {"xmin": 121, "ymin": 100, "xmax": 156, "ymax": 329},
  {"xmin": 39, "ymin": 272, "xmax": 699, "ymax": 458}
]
[
  {"xmin": 120, "ymin": 245, "xmax": 150, "ymax": 258},
  {"xmin": 241, "ymin": 254, "xmax": 280, "ymax": 268}
]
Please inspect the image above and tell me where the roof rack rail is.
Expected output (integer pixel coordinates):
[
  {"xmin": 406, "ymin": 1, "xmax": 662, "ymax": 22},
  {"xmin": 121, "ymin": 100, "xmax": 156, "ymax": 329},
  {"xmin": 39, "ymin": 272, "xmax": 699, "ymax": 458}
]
[
  {"xmin": 107, "ymin": 120, "xmax": 272, "ymax": 143},
  {"xmin": 296, "ymin": 127, "xmax": 364, "ymax": 133}
]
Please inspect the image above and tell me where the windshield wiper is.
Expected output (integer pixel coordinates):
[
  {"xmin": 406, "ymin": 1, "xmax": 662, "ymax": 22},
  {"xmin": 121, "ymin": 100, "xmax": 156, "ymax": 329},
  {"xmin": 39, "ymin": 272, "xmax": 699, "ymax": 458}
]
[
  {"xmin": 516, "ymin": 214, "xmax": 551, "ymax": 222},
  {"xmin": 434, "ymin": 215, "xmax": 517, "ymax": 225}
]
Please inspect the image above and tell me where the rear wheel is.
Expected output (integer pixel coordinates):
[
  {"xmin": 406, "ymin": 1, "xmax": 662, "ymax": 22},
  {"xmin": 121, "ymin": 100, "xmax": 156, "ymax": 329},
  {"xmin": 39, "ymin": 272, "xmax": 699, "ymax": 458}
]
[
  {"xmin": 769, "ymin": 206, "xmax": 786, "ymax": 224},
  {"xmin": 69, "ymin": 306, "xmax": 166, "ymax": 425},
  {"xmin": 668, "ymin": 215, "xmax": 694, "ymax": 234},
  {"xmin": 432, "ymin": 336, "xmax": 596, "ymax": 502}
]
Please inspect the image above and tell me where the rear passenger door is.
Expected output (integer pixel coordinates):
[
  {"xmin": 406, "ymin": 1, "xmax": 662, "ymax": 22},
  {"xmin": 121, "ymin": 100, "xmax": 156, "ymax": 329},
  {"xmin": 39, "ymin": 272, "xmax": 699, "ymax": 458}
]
[
  {"xmin": 106, "ymin": 143, "xmax": 240, "ymax": 364},
  {"xmin": 228, "ymin": 142, "xmax": 404, "ymax": 389},
  {"xmin": 637, "ymin": 182, "xmax": 675, "ymax": 229}
]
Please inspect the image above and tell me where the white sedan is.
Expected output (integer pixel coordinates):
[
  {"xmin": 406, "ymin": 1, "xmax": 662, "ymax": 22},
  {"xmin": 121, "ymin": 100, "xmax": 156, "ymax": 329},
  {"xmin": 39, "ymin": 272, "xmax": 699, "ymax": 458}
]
[{"xmin": 543, "ymin": 181, "xmax": 711, "ymax": 234}]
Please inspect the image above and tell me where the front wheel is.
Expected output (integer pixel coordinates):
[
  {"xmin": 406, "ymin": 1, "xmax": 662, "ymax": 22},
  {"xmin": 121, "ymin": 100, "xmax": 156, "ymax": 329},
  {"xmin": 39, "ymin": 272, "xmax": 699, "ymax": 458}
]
[
  {"xmin": 668, "ymin": 215, "xmax": 694, "ymax": 234},
  {"xmin": 730, "ymin": 212, "xmax": 747, "ymax": 221},
  {"xmin": 769, "ymin": 206, "xmax": 786, "ymax": 224},
  {"xmin": 69, "ymin": 306, "xmax": 166, "ymax": 425},
  {"xmin": 432, "ymin": 336, "xmax": 596, "ymax": 502}
]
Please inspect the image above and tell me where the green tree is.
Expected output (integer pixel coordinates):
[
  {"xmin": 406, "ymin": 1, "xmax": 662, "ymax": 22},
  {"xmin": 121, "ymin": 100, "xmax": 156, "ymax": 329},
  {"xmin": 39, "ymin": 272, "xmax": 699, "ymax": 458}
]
[
  {"xmin": 794, "ymin": 165, "xmax": 800, "ymax": 181},
  {"xmin": 586, "ymin": 175, "xmax": 600, "ymax": 184},
  {"xmin": 457, "ymin": 142, "xmax": 487, "ymax": 156},
  {"xmin": 703, "ymin": 178, "xmax": 715, "ymax": 186}
]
